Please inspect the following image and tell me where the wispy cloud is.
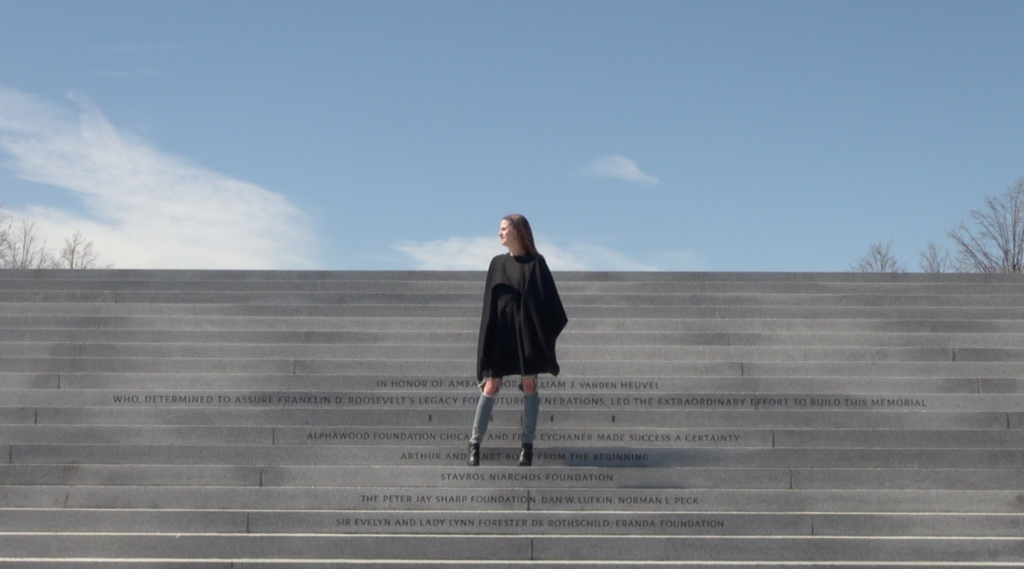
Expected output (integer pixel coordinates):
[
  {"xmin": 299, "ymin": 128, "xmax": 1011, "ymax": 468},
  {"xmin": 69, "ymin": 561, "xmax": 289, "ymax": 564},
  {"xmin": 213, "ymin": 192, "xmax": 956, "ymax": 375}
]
[
  {"xmin": 580, "ymin": 154, "xmax": 661, "ymax": 185},
  {"xmin": 394, "ymin": 236, "xmax": 502, "ymax": 270},
  {"xmin": 393, "ymin": 235, "xmax": 663, "ymax": 271},
  {"xmin": 0, "ymin": 87, "xmax": 316, "ymax": 269}
]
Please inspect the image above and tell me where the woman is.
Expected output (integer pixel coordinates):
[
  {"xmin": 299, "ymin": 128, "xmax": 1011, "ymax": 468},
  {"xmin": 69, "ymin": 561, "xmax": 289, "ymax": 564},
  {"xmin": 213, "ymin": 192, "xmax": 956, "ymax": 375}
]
[{"xmin": 469, "ymin": 214, "xmax": 568, "ymax": 467}]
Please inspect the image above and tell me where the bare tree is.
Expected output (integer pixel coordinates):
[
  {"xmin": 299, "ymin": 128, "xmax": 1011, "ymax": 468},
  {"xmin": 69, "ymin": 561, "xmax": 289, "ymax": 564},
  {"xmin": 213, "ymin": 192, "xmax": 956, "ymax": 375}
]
[
  {"xmin": 0, "ymin": 207, "xmax": 9, "ymax": 256},
  {"xmin": 918, "ymin": 241, "xmax": 957, "ymax": 273},
  {"xmin": 59, "ymin": 231, "xmax": 101, "ymax": 269},
  {"xmin": 851, "ymin": 239, "xmax": 906, "ymax": 272},
  {"xmin": 948, "ymin": 177, "xmax": 1024, "ymax": 273},
  {"xmin": 0, "ymin": 204, "xmax": 105, "ymax": 269},
  {"xmin": 0, "ymin": 218, "xmax": 58, "ymax": 269}
]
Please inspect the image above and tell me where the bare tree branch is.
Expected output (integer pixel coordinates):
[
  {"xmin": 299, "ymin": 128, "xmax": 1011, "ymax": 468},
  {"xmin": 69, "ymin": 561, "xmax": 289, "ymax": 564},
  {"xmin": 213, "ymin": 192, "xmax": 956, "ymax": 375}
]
[
  {"xmin": 0, "ymin": 218, "xmax": 58, "ymax": 269},
  {"xmin": 59, "ymin": 231, "xmax": 101, "ymax": 269},
  {"xmin": 948, "ymin": 177, "xmax": 1024, "ymax": 273},
  {"xmin": 0, "ymin": 204, "xmax": 105, "ymax": 269},
  {"xmin": 0, "ymin": 205, "xmax": 10, "ymax": 258},
  {"xmin": 851, "ymin": 239, "xmax": 906, "ymax": 273},
  {"xmin": 918, "ymin": 241, "xmax": 956, "ymax": 273}
]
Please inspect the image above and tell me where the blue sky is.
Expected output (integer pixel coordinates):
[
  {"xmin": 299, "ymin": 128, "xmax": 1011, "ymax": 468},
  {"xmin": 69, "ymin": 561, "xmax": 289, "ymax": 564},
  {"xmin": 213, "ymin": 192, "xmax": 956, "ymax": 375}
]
[{"xmin": 1, "ymin": 1, "xmax": 1022, "ymax": 271}]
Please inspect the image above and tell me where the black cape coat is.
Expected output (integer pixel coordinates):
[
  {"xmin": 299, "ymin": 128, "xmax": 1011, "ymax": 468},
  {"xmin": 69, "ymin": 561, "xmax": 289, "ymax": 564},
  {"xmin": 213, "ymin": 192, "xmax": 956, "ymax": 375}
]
[{"xmin": 476, "ymin": 253, "xmax": 568, "ymax": 381}]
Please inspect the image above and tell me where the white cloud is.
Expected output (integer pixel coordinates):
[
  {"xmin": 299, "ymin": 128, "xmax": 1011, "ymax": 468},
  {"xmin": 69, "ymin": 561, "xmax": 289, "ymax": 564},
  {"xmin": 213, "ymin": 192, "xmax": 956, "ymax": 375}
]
[
  {"xmin": 0, "ymin": 87, "xmax": 316, "ymax": 269},
  {"xmin": 393, "ymin": 236, "xmax": 503, "ymax": 270},
  {"xmin": 580, "ymin": 154, "xmax": 661, "ymax": 185},
  {"xmin": 393, "ymin": 235, "xmax": 662, "ymax": 271}
]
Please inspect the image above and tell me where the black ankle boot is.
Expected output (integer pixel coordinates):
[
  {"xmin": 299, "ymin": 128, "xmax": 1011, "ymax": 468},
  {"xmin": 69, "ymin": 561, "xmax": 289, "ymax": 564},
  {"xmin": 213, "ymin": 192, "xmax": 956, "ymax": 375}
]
[
  {"xmin": 518, "ymin": 443, "xmax": 533, "ymax": 467},
  {"xmin": 468, "ymin": 443, "xmax": 480, "ymax": 466}
]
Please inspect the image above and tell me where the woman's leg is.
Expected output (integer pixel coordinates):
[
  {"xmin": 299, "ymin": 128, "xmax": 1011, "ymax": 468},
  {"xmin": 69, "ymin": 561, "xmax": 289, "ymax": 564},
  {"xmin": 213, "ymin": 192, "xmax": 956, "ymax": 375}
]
[
  {"xmin": 519, "ymin": 376, "xmax": 538, "ymax": 466},
  {"xmin": 470, "ymin": 378, "xmax": 501, "ymax": 445},
  {"xmin": 520, "ymin": 376, "xmax": 539, "ymax": 443}
]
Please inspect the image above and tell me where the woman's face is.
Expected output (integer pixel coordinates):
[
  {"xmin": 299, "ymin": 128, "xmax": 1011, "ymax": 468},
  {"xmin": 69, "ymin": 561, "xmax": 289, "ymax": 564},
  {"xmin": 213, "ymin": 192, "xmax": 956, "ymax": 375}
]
[{"xmin": 498, "ymin": 219, "xmax": 518, "ymax": 250}]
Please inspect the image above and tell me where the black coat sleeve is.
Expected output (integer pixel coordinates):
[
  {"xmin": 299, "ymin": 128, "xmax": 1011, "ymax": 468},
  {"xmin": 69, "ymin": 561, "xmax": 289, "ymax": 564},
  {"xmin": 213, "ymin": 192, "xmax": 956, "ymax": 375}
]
[
  {"xmin": 475, "ymin": 256, "xmax": 500, "ymax": 381},
  {"xmin": 519, "ymin": 255, "xmax": 568, "ymax": 376}
]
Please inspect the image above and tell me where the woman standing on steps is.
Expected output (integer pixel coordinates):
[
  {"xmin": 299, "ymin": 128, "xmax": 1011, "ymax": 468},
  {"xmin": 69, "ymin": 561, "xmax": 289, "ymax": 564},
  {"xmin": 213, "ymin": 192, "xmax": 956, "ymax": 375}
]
[{"xmin": 469, "ymin": 214, "xmax": 568, "ymax": 467}]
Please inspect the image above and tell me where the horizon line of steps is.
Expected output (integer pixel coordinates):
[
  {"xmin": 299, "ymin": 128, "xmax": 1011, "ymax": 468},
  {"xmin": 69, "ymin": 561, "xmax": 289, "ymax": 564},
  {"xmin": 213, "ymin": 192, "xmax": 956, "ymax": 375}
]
[{"xmin": 1, "ymin": 269, "xmax": 1024, "ymax": 566}]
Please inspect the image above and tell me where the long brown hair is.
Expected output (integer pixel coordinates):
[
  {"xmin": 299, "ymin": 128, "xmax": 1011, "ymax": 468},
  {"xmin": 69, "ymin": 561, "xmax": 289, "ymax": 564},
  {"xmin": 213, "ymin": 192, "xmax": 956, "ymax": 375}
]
[{"xmin": 503, "ymin": 214, "xmax": 539, "ymax": 256}]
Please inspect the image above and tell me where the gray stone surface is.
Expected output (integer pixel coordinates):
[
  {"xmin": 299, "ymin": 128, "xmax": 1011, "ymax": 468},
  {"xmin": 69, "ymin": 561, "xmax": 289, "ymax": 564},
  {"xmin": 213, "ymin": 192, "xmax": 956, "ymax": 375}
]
[
  {"xmin": 0, "ymin": 486, "xmax": 537, "ymax": 511},
  {"xmin": 812, "ymin": 513, "xmax": 1024, "ymax": 537},
  {"xmin": 0, "ymin": 509, "xmax": 246, "ymax": 532},
  {"xmin": 2, "ymin": 486, "xmax": 1020, "ymax": 514},
  {"xmin": 0, "ymin": 425, "xmax": 271, "ymax": 445},
  {"xmin": 15, "ymin": 444, "xmax": 1024, "ymax": 469},
  {"xmin": 260, "ymin": 465, "xmax": 793, "ymax": 489},
  {"xmin": 14, "ymin": 389, "xmax": 1021, "ymax": 412},
  {"xmin": 530, "ymin": 536, "xmax": 1024, "ymax": 562},
  {"xmin": 0, "ymin": 563, "xmax": 228, "ymax": 568},
  {"xmin": 0, "ymin": 534, "xmax": 530, "ymax": 560},
  {"xmin": 4, "ymin": 269, "xmax": 1024, "ymax": 565},
  {"xmin": 33, "ymin": 406, "xmax": 1007, "ymax": 430},
  {"xmin": 232, "ymin": 565, "xmax": 1022, "ymax": 569},
  {"xmin": 50, "ymin": 373, "xmax": 985, "ymax": 395},
  {"xmin": 274, "ymin": 427, "xmax": 769, "ymax": 448},
  {"xmin": 0, "ymin": 465, "xmax": 260, "ymax": 486},
  {"xmin": 0, "ymin": 408, "xmax": 36, "ymax": 425},
  {"xmin": 249, "ymin": 511, "xmax": 809, "ymax": 536},
  {"xmin": 776, "ymin": 429, "xmax": 1024, "ymax": 448},
  {"xmin": 793, "ymin": 468, "xmax": 1024, "ymax": 490}
]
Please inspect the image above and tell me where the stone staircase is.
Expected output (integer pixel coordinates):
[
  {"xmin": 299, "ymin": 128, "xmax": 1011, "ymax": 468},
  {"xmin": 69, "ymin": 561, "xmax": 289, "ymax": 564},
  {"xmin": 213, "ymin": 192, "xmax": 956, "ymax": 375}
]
[{"xmin": 0, "ymin": 269, "xmax": 1023, "ymax": 567}]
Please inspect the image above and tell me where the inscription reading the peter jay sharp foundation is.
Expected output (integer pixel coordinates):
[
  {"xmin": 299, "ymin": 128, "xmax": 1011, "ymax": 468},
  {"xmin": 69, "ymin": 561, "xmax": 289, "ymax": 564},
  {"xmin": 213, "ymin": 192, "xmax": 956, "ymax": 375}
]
[
  {"xmin": 355, "ymin": 491, "xmax": 702, "ymax": 508},
  {"xmin": 360, "ymin": 493, "xmax": 535, "ymax": 505}
]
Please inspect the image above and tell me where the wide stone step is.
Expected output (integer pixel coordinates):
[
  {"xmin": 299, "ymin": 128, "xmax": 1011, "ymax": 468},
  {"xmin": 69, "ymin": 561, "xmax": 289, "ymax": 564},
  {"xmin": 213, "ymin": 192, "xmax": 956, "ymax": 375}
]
[
  {"xmin": 0, "ymin": 343, "xmax": 974, "ymax": 361},
  {"xmin": 3, "ymin": 462, "xmax": 1024, "ymax": 490},
  {"xmin": 8, "ymin": 357, "xmax": 1024, "ymax": 377},
  {"xmin": 33, "ymin": 373, "xmax": 1000, "ymax": 395},
  {"xmin": 4, "ymin": 508, "xmax": 1022, "ymax": 538},
  {"xmin": 12, "ymin": 329, "xmax": 1024, "ymax": 349},
  {"xmin": 10, "ymin": 302, "xmax": 1024, "ymax": 320},
  {"xmin": 11, "ymin": 444, "xmax": 1024, "ymax": 469},
  {"xmin": 1, "ymin": 533, "xmax": 1022, "ymax": 562},
  {"xmin": 12, "ymin": 442, "xmax": 1024, "ymax": 468},
  {"xmin": 0, "ymin": 563, "xmax": 1019, "ymax": 569},
  {"xmin": 14, "ymin": 289, "xmax": 1024, "ymax": 307},
  {"xmin": 6, "ymin": 275, "xmax": 1024, "ymax": 295},
  {"xmin": 31, "ymin": 407, "xmax": 1013, "ymax": 429},
  {"xmin": 4, "ymin": 486, "xmax": 1021, "ymax": 514},
  {"xmin": 8, "ymin": 314, "xmax": 1024, "ymax": 335},
  {"xmin": 5, "ymin": 390, "xmax": 1024, "ymax": 412},
  {"xmin": 2, "ymin": 269, "xmax": 1023, "ymax": 566},
  {"xmin": 6, "ymin": 425, "xmax": 1021, "ymax": 449}
]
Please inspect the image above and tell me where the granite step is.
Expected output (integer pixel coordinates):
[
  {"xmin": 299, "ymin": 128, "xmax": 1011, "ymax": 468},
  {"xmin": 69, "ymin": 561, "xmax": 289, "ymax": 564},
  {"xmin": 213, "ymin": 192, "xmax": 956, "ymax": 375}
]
[
  {"xmin": 6, "ymin": 390, "xmax": 1024, "ymax": 413},
  {"xmin": 3, "ymin": 486, "xmax": 1021, "ymax": 514},
  {"xmin": 4, "ymin": 509, "xmax": 1022, "ymax": 538},
  {"xmin": 31, "ymin": 407, "xmax": 1012, "ymax": 430},
  {"xmin": 2, "ymin": 269, "xmax": 1024, "ymax": 566},
  {"xmin": 8, "ymin": 464, "xmax": 1017, "ymax": 492},
  {"xmin": 8, "ymin": 357, "xmax": 1024, "ymax": 377},
  {"xmin": 5, "ymin": 425, "xmax": 1022, "ymax": 449},
  {"xmin": 8, "ymin": 314, "xmax": 1024, "ymax": 334},
  {"xmin": 13, "ymin": 329, "xmax": 1024, "ymax": 349},
  {"xmin": 11, "ymin": 444, "xmax": 1024, "ymax": 469},
  {"xmin": 0, "ymin": 534, "xmax": 1022, "ymax": 562},
  {"xmin": 31, "ymin": 373, "xmax": 997, "ymax": 394},
  {"xmin": 6, "ymin": 275, "xmax": 1024, "ymax": 295}
]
